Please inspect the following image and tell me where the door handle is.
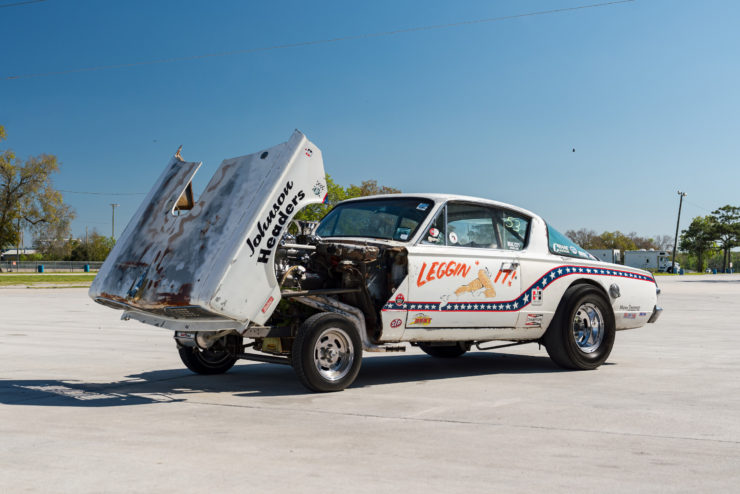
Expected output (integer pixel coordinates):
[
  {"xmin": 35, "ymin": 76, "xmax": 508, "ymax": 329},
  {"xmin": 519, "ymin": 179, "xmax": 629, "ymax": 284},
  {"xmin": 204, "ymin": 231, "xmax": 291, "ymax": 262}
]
[{"xmin": 502, "ymin": 262, "xmax": 519, "ymax": 272}]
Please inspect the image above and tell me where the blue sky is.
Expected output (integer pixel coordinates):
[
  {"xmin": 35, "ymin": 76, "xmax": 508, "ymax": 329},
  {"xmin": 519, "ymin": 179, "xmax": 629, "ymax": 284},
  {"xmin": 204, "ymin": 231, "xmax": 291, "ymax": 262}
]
[{"xmin": 2, "ymin": 0, "xmax": 738, "ymax": 242}]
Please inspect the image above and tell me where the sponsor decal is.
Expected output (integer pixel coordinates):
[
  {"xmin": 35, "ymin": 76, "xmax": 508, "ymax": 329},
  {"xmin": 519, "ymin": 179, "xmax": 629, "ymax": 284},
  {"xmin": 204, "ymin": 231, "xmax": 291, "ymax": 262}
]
[
  {"xmin": 507, "ymin": 240, "xmax": 522, "ymax": 250},
  {"xmin": 449, "ymin": 232, "xmax": 458, "ymax": 244},
  {"xmin": 639, "ymin": 312, "xmax": 647, "ymax": 317},
  {"xmin": 531, "ymin": 288, "xmax": 543, "ymax": 306},
  {"xmin": 623, "ymin": 313, "xmax": 637, "ymax": 319},
  {"xmin": 312, "ymin": 180, "xmax": 325, "ymax": 197},
  {"xmin": 390, "ymin": 318, "xmax": 403, "ymax": 328},
  {"xmin": 619, "ymin": 304, "xmax": 641, "ymax": 311},
  {"xmin": 261, "ymin": 296, "xmax": 274, "ymax": 314},
  {"xmin": 246, "ymin": 180, "xmax": 306, "ymax": 263},
  {"xmin": 395, "ymin": 294, "xmax": 405, "ymax": 306},
  {"xmin": 416, "ymin": 260, "xmax": 472, "ymax": 287},
  {"xmin": 416, "ymin": 203, "xmax": 429, "ymax": 211},
  {"xmin": 525, "ymin": 313, "xmax": 543, "ymax": 327},
  {"xmin": 304, "ymin": 148, "xmax": 313, "ymax": 157},
  {"xmin": 552, "ymin": 243, "xmax": 571, "ymax": 255},
  {"xmin": 409, "ymin": 313, "xmax": 432, "ymax": 326}
]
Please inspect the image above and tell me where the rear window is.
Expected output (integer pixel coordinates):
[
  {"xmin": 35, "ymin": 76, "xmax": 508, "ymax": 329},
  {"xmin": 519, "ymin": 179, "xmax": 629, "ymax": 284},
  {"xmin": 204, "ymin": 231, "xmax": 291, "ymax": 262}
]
[{"xmin": 546, "ymin": 224, "xmax": 597, "ymax": 260}]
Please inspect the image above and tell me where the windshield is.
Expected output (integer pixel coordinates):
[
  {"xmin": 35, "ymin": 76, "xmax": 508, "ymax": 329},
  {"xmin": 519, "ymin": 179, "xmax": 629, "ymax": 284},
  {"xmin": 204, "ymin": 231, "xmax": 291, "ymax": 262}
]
[
  {"xmin": 316, "ymin": 198, "xmax": 434, "ymax": 241},
  {"xmin": 546, "ymin": 224, "xmax": 597, "ymax": 260}
]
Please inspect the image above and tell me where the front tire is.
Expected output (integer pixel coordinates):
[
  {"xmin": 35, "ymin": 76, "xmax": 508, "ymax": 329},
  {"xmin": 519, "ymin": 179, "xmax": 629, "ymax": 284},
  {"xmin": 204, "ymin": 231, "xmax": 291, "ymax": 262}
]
[
  {"xmin": 292, "ymin": 312, "xmax": 363, "ymax": 392},
  {"xmin": 543, "ymin": 285, "xmax": 615, "ymax": 370},
  {"xmin": 178, "ymin": 336, "xmax": 238, "ymax": 375}
]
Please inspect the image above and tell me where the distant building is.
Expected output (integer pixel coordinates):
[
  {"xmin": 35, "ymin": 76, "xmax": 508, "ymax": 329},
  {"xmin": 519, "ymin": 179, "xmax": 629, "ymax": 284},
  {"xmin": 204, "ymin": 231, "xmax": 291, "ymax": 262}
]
[{"xmin": 0, "ymin": 249, "xmax": 37, "ymax": 261}]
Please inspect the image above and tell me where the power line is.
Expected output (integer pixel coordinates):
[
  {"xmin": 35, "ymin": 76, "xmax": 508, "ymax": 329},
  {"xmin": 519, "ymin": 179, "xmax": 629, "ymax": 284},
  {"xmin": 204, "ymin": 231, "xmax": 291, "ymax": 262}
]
[
  {"xmin": 0, "ymin": 0, "xmax": 47, "ymax": 9},
  {"xmin": 59, "ymin": 189, "xmax": 146, "ymax": 196},
  {"xmin": 3, "ymin": 0, "xmax": 635, "ymax": 80}
]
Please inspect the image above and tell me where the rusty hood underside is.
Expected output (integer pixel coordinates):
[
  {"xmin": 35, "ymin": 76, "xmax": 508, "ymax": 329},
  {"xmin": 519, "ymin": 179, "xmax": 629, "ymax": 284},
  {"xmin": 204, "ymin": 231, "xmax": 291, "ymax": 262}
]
[{"xmin": 89, "ymin": 130, "xmax": 326, "ymax": 326}]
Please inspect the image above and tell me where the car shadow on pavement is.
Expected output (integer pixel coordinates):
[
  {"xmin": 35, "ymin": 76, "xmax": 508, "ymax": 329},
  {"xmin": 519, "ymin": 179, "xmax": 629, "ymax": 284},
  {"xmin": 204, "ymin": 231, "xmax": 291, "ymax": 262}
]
[{"xmin": 0, "ymin": 351, "xmax": 566, "ymax": 407}]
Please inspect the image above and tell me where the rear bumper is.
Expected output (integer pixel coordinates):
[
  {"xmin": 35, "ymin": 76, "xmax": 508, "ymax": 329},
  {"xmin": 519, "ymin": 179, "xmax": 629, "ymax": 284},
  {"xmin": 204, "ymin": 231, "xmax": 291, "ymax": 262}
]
[{"xmin": 648, "ymin": 305, "xmax": 663, "ymax": 323}]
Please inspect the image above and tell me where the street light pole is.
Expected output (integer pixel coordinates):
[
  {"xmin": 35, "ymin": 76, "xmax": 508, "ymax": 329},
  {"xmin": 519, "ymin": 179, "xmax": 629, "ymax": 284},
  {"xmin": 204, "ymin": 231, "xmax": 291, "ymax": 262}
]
[
  {"xmin": 672, "ymin": 191, "xmax": 687, "ymax": 274},
  {"xmin": 111, "ymin": 203, "xmax": 120, "ymax": 240}
]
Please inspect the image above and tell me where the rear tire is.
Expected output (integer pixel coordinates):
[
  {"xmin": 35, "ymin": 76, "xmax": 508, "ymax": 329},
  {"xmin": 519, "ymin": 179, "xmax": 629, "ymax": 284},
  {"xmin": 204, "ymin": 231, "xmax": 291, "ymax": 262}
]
[
  {"xmin": 292, "ymin": 312, "xmax": 363, "ymax": 392},
  {"xmin": 543, "ymin": 285, "xmax": 615, "ymax": 370},
  {"xmin": 418, "ymin": 342, "xmax": 467, "ymax": 358}
]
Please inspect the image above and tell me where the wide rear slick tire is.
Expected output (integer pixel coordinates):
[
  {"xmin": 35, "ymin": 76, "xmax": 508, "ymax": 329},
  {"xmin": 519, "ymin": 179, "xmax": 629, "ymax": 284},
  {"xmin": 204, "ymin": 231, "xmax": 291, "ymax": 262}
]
[
  {"xmin": 543, "ymin": 285, "xmax": 615, "ymax": 370},
  {"xmin": 292, "ymin": 312, "xmax": 363, "ymax": 392}
]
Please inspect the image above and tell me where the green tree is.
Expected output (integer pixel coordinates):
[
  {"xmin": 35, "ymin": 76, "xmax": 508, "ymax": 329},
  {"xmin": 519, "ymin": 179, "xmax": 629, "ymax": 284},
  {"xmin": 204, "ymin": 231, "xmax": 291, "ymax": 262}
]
[
  {"xmin": 679, "ymin": 216, "xmax": 716, "ymax": 272},
  {"xmin": 600, "ymin": 231, "xmax": 639, "ymax": 251},
  {"xmin": 710, "ymin": 205, "xmax": 740, "ymax": 272},
  {"xmin": 69, "ymin": 231, "xmax": 115, "ymax": 261},
  {"xmin": 565, "ymin": 228, "xmax": 601, "ymax": 249},
  {"xmin": 294, "ymin": 175, "xmax": 401, "ymax": 222},
  {"xmin": 0, "ymin": 125, "xmax": 75, "ymax": 250}
]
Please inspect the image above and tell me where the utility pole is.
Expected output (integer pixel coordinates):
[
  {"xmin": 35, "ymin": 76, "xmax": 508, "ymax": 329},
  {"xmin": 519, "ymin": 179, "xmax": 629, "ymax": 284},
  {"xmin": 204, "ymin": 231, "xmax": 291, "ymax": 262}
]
[
  {"xmin": 111, "ymin": 203, "xmax": 120, "ymax": 240},
  {"xmin": 85, "ymin": 225, "xmax": 89, "ymax": 260},
  {"xmin": 672, "ymin": 191, "xmax": 687, "ymax": 274}
]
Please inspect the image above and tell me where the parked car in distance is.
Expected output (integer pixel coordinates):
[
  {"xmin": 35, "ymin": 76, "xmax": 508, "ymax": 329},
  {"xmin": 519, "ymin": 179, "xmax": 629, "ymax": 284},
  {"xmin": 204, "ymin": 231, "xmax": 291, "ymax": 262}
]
[{"xmin": 90, "ymin": 132, "xmax": 662, "ymax": 392}]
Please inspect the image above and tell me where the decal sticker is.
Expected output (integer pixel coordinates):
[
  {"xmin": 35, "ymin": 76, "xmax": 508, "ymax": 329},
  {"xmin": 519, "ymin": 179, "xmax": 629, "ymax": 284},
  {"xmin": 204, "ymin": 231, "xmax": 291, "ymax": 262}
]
[
  {"xmin": 449, "ymin": 232, "xmax": 458, "ymax": 244},
  {"xmin": 383, "ymin": 265, "xmax": 654, "ymax": 313},
  {"xmin": 619, "ymin": 304, "xmax": 641, "ymax": 311},
  {"xmin": 416, "ymin": 261, "xmax": 472, "ymax": 287},
  {"xmin": 304, "ymin": 148, "xmax": 313, "ymax": 157},
  {"xmin": 507, "ymin": 241, "xmax": 522, "ymax": 250},
  {"xmin": 261, "ymin": 296, "xmax": 274, "ymax": 314},
  {"xmin": 395, "ymin": 226, "xmax": 411, "ymax": 241},
  {"xmin": 408, "ymin": 313, "xmax": 432, "ymax": 326},
  {"xmin": 531, "ymin": 288, "xmax": 543, "ymax": 306},
  {"xmin": 525, "ymin": 314, "xmax": 543, "ymax": 327},
  {"xmin": 455, "ymin": 268, "xmax": 496, "ymax": 298},
  {"xmin": 312, "ymin": 180, "xmax": 326, "ymax": 197},
  {"xmin": 428, "ymin": 227, "xmax": 440, "ymax": 239},
  {"xmin": 623, "ymin": 313, "xmax": 637, "ymax": 319},
  {"xmin": 395, "ymin": 294, "xmax": 405, "ymax": 306},
  {"xmin": 246, "ymin": 180, "xmax": 306, "ymax": 263},
  {"xmin": 493, "ymin": 264, "xmax": 519, "ymax": 287},
  {"xmin": 416, "ymin": 203, "xmax": 429, "ymax": 211},
  {"xmin": 639, "ymin": 312, "xmax": 647, "ymax": 317},
  {"xmin": 390, "ymin": 318, "xmax": 403, "ymax": 328}
]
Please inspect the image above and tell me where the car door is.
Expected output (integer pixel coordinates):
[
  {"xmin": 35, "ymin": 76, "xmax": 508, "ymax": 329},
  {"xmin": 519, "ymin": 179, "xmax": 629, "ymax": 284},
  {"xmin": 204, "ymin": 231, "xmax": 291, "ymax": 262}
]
[{"xmin": 403, "ymin": 202, "xmax": 531, "ymax": 336}]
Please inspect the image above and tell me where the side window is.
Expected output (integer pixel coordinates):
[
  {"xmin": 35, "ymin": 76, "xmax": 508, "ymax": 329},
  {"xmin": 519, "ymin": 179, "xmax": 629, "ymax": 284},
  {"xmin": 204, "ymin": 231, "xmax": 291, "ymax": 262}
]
[
  {"xmin": 498, "ymin": 211, "xmax": 530, "ymax": 251},
  {"xmin": 420, "ymin": 206, "xmax": 446, "ymax": 245},
  {"xmin": 446, "ymin": 203, "xmax": 498, "ymax": 248}
]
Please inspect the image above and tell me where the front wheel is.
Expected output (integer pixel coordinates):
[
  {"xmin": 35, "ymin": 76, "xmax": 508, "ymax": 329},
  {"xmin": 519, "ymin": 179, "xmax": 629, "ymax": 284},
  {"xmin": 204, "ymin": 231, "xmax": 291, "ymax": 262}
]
[
  {"xmin": 543, "ymin": 285, "xmax": 615, "ymax": 370},
  {"xmin": 178, "ymin": 335, "xmax": 239, "ymax": 375},
  {"xmin": 292, "ymin": 312, "xmax": 363, "ymax": 392}
]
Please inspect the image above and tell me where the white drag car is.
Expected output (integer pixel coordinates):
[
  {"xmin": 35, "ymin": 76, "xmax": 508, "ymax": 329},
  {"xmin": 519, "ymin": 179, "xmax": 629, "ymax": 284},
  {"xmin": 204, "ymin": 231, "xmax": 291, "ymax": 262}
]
[{"xmin": 90, "ymin": 132, "xmax": 662, "ymax": 392}]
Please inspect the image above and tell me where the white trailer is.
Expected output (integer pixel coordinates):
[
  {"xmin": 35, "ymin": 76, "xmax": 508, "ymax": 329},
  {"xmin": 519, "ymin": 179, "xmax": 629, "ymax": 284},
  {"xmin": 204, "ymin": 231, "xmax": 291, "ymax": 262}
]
[
  {"xmin": 588, "ymin": 249, "xmax": 621, "ymax": 264},
  {"xmin": 624, "ymin": 250, "xmax": 678, "ymax": 273}
]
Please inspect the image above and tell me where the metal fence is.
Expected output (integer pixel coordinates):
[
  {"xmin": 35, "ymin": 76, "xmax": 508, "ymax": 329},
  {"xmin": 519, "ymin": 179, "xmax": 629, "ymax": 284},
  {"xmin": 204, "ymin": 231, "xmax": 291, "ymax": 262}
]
[{"xmin": 0, "ymin": 261, "xmax": 104, "ymax": 273}]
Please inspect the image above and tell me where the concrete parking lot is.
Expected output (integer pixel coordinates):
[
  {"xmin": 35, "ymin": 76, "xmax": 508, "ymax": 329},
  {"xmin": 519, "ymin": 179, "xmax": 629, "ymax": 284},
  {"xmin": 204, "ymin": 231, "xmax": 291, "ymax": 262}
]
[{"xmin": 1, "ymin": 275, "xmax": 739, "ymax": 493}]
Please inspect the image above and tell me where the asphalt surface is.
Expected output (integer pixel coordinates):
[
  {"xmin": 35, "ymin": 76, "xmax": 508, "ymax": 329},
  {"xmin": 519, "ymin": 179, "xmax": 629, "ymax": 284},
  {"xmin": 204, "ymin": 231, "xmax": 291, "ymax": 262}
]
[{"xmin": 1, "ymin": 275, "xmax": 739, "ymax": 493}]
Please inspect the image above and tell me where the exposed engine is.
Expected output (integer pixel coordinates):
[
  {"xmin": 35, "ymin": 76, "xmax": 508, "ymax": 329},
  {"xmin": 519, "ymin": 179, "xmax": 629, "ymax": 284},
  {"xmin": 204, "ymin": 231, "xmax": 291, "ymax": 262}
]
[{"xmin": 274, "ymin": 222, "xmax": 407, "ymax": 341}]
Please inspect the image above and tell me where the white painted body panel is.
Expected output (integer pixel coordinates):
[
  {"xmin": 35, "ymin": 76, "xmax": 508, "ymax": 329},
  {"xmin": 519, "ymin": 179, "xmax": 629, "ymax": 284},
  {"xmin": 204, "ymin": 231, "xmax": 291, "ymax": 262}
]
[{"xmin": 378, "ymin": 202, "xmax": 658, "ymax": 342}]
